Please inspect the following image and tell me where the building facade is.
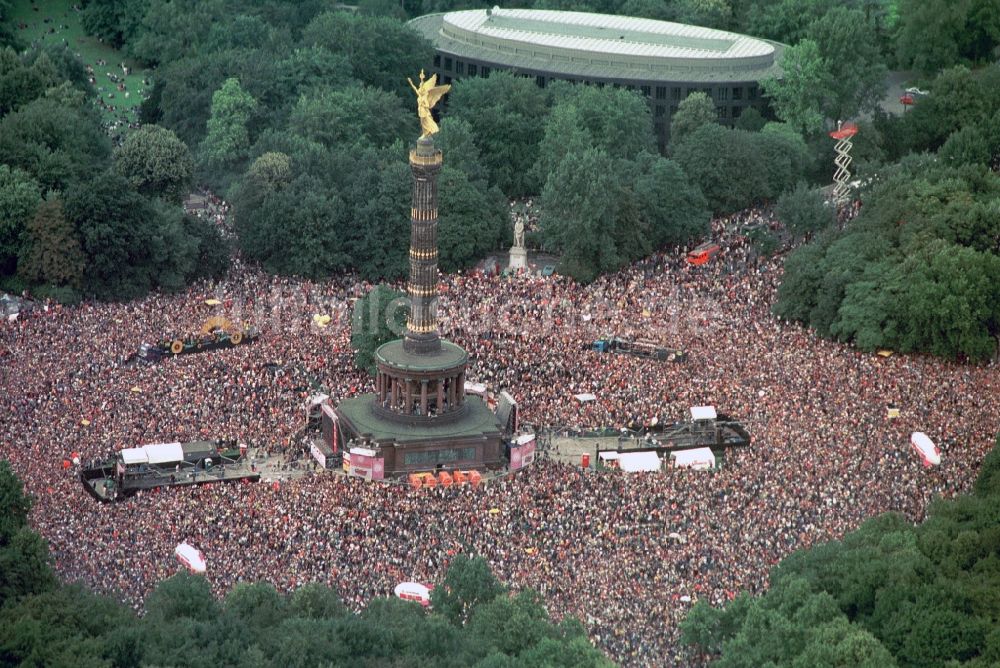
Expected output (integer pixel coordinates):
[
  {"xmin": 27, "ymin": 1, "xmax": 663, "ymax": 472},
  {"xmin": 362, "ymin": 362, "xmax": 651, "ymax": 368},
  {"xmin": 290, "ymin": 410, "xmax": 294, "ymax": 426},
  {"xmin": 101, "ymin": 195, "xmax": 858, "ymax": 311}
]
[{"xmin": 408, "ymin": 8, "xmax": 784, "ymax": 151}]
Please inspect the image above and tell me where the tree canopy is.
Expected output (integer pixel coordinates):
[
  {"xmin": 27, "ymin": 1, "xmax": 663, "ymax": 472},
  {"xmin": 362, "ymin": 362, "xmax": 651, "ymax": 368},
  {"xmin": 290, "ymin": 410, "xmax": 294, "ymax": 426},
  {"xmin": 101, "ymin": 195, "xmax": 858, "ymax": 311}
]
[
  {"xmin": 0, "ymin": 33, "xmax": 225, "ymax": 301},
  {"xmin": 775, "ymin": 158, "xmax": 1000, "ymax": 360},
  {"xmin": 113, "ymin": 124, "xmax": 194, "ymax": 203}
]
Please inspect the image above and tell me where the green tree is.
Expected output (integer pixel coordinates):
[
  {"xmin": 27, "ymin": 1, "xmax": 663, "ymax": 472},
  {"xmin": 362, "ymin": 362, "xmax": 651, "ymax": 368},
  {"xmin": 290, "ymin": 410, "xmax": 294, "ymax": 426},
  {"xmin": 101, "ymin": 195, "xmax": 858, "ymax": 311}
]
[
  {"xmin": 680, "ymin": 594, "xmax": 754, "ymax": 654},
  {"xmin": 469, "ymin": 589, "xmax": 554, "ymax": 658},
  {"xmin": 223, "ymin": 582, "xmax": 287, "ymax": 632},
  {"xmin": 23, "ymin": 44, "xmax": 94, "ymax": 98},
  {"xmin": 938, "ymin": 126, "xmax": 991, "ymax": 166},
  {"xmin": 746, "ymin": 0, "xmax": 831, "ymax": 45},
  {"xmin": 734, "ymin": 106, "xmax": 766, "ymax": 132},
  {"xmin": 245, "ymin": 151, "xmax": 292, "ymax": 193},
  {"xmin": 673, "ymin": 124, "xmax": 767, "ymax": 214},
  {"xmin": 437, "ymin": 166, "xmax": 507, "ymax": 272},
  {"xmin": 633, "ymin": 153, "xmax": 710, "ymax": 247},
  {"xmin": 113, "ymin": 124, "xmax": 194, "ymax": 203},
  {"xmin": 896, "ymin": 0, "xmax": 1000, "ymax": 74},
  {"xmin": 81, "ymin": 0, "xmax": 149, "ymax": 49},
  {"xmin": 0, "ymin": 165, "xmax": 40, "ymax": 276},
  {"xmin": 519, "ymin": 635, "xmax": 615, "ymax": 668},
  {"xmin": 289, "ymin": 84, "xmax": 411, "ymax": 149},
  {"xmin": 198, "ymin": 77, "xmax": 257, "ymax": 178},
  {"xmin": 548, "ymin": 84, "xmax": 654, "ymax": 160},
  {"xmin": 435, "ymin": 117, "xmax": 490, "ymax": 185},
  {"xmin": 0, "ymin": 584, "xmax": 131, "ymax": 666},
  {"xmin": 773, "ymin": 234, "xmax": 831, "ymax": 323},
  {"xmin": 776, "ymin": 182, "xmax": 834, "ymax": 240},
  {"xmin": 900, "ymin": 66, "xmax": 996, "ymax": 154},
  {"xmin": 540, "ymin": 148, "xmax": 647, "ymax": 282},
  {"xmin": 180, "ymin": 211, "xmax": 229, "ymax": 282},
  {"xmin": 236, "ymin": 172, "xmax": 349, "ymax": 278},
  {"xmin": 827, "ymin": 260, "xmax": 901, "ymax": 350},
  {"xmin": 349, "ymin": 156, "xmax": 412, "ymax": 281},
  {"xmin": 0, "ymin": 97, "xmax": 110, "ymax": 192},
  {"xmin": 129, "ymin": 0, "xmax": 225, "ymax": 66},
  {"xmin": 756, "ymin": 123, "xmax": 812, "ymax": 200},
  {"xmin": 892, "ymin": 242, "xmax": 1000, "ymax": 359},
  {"xmin": 204, "ymin": 13, "xmax": 289, "ymax": 54},
  {"xmin": 146, "ymin": 572, "xmax": 220, "ymax": 623},
  {"xmin": 792, "ymin": 617, "xmax": 896, "ymax": 667},
  {"xmin": 0, "ymin": 47, "xmax": 59, "ymax": 116},
  {"xmin": 351, "ymin": 284, "xmax": 407, "ymax": 376},
  {"xmin": 532, "ymin": 103, "xmax": 594, "ymax": 186},
  {"xmin": 301, "ymin": 12, "xmax": 433, "ymax": 98},
  {"xmin": 669, "ymin": 91, "xmax": 717, "ymax": 149},
  {"xmin": 17, "ymin": 196, "xmax": 85, "ymax": 292},
  {"xmin": 0, "ymin": 528, "xmax": 57, "ymax": 603},
  {"xmin": 432, "ymin": 554, "xmax": 507, "ymax": 626},
  {"xmin": 447, "ymin": 71, "xmax": 549, "ymax": 197},
  {"xmin": 287, "ymin": 583, "xmax": 348, "ymax": 620},
  {"xmin": 974, "ymin": 436, "xmax": 1000, "ymax": 498},
  {"xmin": 0, "ymin": 460, "xmax": 31, "ymax": 544},
  {"xmin": 807, "ymin": 7, "xmax": 887, "ymax": 122},
  {"xmin": 762, "ymin": 39, "xmax": 831, "ymax": 135},
  {"xmin": 64, "ymin": 172, "xmax": 161, "ymax": 300}
]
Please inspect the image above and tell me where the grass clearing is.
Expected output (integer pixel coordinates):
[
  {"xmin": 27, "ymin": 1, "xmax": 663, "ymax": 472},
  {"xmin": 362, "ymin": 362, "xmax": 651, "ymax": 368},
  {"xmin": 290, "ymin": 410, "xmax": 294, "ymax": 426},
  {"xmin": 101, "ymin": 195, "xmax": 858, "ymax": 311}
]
[{"xmin": 7, "ymin": 0, "xmax": 150, "ymax": 131}]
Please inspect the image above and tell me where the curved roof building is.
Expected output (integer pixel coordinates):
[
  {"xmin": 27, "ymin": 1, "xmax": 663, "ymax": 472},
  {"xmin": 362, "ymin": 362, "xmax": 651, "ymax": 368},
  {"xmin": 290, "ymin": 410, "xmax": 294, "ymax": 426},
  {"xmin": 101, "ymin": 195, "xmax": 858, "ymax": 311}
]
[{"xmin": 409, "ymin": 8, "xmax": 784, "ymax": 149}]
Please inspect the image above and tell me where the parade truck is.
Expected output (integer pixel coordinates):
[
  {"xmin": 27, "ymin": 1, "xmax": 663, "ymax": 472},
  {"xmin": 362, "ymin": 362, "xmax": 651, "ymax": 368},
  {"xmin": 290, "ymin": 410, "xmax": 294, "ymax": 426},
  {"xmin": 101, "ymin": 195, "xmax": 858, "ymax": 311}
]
[
  {"xmin": 80, "ymin": 440, "xmax": 259, "ymax": 501},
  {"xmin": 591, "ymin": 336, "xmax": 686, "ymax": 362},
  {"xmin": 130, "ymin": 316, "xmax": 258, "ymax": 364}
]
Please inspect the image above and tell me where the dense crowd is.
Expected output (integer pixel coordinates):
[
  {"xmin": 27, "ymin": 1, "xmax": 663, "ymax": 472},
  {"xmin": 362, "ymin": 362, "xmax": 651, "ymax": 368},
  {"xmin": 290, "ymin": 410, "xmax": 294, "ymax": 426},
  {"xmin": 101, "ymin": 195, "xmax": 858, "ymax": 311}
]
[{"xmin": 2, "ymin": 207, "xmax": 998, "ymax": 666}]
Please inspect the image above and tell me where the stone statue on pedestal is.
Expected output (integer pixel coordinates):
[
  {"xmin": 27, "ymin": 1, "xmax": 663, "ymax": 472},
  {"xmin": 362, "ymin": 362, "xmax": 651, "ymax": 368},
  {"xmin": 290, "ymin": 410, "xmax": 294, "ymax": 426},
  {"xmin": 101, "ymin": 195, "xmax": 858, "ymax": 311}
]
[{"xmin": 509, "ymin": 217, "xmax": 528, "ymax": 270}]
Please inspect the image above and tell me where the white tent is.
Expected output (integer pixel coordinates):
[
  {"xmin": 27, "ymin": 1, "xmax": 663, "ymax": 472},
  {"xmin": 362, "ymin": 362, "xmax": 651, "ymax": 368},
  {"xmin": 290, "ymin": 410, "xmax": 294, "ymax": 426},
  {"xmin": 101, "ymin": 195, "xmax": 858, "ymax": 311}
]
[
  {"xmin": 574, "ymin": 393, "xmax": 597, "ymax": 402},
  {"xmin": 306, "ymin": 393, "xmax": 329, "ymax": 408},
  {"xmin": 143, "ymin": 442, "xmax": 184, "ymax": 465},
  {"xmin": 464, "ymin": 381, "xmax": 487, "ymax": 397},
  {"xmin": 175, "ymin": 542, "xmax": 207, "ymax": 573},
  {"xmin": 120, "ymin": 447, "xmax": 148, "ymax": 465},
  {"xmin": 618, "ymin": 451, "xmax": 661, "ymax": 472},
  {"xmin": 670, "ymin": 447, "xmax": 716, "ymax": 470},
  {"xmin": 690, "ymin": 406, "xmax": 717, "ymax": 421}
]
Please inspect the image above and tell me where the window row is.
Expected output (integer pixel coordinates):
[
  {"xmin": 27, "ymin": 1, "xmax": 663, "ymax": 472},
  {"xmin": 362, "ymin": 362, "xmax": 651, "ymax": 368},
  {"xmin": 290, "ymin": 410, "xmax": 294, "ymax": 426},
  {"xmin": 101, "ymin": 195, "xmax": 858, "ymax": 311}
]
[{"xmin": 431, "ymin": 55, "xmax": 759, "ymax": 103}]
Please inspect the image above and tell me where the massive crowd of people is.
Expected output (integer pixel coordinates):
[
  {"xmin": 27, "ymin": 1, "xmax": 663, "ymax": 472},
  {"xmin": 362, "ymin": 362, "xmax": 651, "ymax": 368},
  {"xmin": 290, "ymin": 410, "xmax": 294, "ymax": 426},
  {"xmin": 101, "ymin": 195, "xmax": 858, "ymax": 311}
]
[{"xmin": 2, "ymin": 207, "xmax": 998, "ymax": 666}]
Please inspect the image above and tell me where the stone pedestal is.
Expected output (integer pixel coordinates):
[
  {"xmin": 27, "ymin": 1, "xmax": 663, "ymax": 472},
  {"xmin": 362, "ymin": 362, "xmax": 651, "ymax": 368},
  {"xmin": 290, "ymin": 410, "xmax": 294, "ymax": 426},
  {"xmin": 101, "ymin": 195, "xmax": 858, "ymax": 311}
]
[{"xmin": 508, "ymin": 246, "xmax": 528, "ymax": 270}]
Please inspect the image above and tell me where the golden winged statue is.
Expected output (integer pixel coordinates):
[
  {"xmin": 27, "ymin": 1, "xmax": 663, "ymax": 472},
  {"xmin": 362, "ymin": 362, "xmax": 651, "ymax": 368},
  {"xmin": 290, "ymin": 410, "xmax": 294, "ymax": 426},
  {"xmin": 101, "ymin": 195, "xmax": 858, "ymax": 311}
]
[{"xmin": 408, "ymin": 69, "xmax": 451, "ymax": 138}]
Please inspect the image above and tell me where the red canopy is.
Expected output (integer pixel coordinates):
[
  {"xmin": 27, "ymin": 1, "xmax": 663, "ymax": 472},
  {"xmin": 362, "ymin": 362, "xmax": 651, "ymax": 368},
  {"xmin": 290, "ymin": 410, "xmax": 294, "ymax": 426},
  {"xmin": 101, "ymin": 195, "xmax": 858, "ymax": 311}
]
[{"xmin": 829, "ymin": 122, "xmax": 858, "ymax": 140}]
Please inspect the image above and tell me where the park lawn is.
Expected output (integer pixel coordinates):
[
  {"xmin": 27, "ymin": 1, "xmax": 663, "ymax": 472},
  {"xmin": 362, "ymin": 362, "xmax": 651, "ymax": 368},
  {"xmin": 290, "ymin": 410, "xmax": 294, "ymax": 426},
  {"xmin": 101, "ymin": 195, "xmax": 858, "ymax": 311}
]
[{"xmin": 7, "ymin": 0, "xmax": 150, "ymax": 128}]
